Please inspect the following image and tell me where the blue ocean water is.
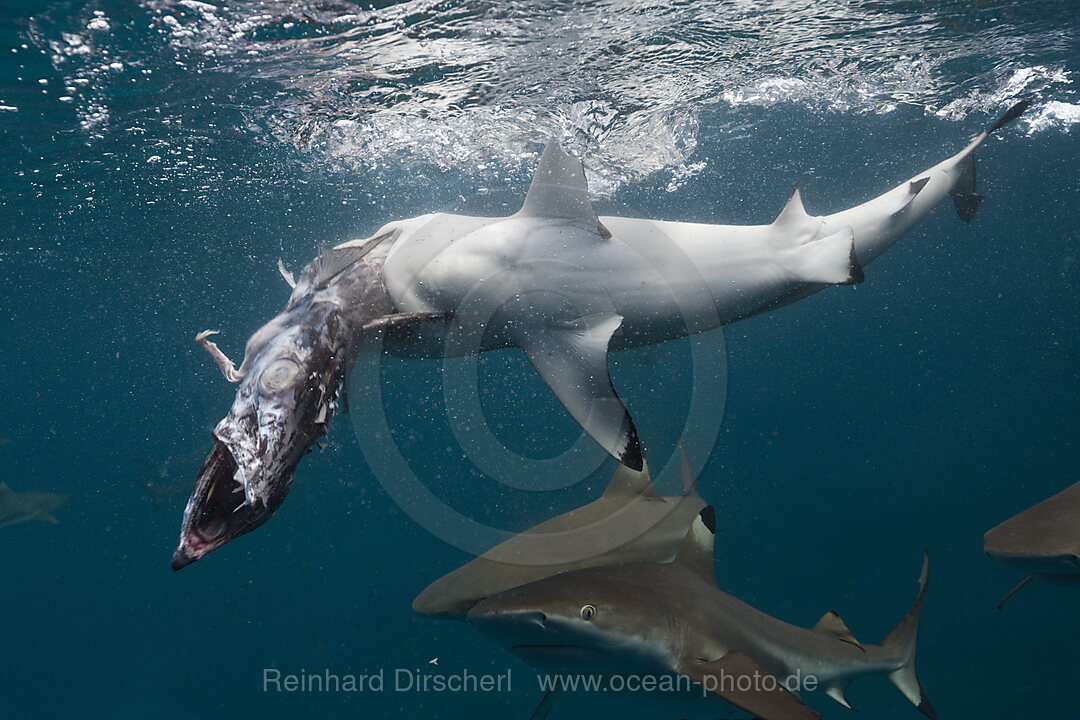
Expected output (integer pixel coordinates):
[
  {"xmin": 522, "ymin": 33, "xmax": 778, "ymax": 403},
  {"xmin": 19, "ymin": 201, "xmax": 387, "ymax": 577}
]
[{"xmin": 1, "ymin": 1, "xmax": 1078, "ymax": 718}]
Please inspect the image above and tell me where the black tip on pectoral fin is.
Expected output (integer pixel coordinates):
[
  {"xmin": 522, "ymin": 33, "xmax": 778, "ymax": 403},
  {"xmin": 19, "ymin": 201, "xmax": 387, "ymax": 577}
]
[
  {"xmin": 699, "ymin": 505, "xmax": 717, "ymax": 534},
  {"xmin": 844, "ymin": 242, "xmax": 865, "ymax": 285},
  {"xmin": 619, "ymin": 419, "xmax": 643, "ymax": 471},
  {"xmin": 918, "ymin": 696, "xmax": 938, "ymax": 720}
]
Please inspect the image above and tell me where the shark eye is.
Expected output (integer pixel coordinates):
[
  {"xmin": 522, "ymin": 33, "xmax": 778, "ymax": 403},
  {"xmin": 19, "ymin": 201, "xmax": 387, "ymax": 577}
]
[
  {"xmin": 580, "ymin": 604, "xmax": 596, "ymax": 621},
  {"xmin": 258, "ymin": 358, "xmax": 300, "ymax": 395}
]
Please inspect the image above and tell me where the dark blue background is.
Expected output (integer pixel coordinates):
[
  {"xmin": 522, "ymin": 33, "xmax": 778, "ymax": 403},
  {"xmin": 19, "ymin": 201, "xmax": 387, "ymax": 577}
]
[{"xmin": 1, "ymin": 1, "xmax": 1078, "ymax": 718}]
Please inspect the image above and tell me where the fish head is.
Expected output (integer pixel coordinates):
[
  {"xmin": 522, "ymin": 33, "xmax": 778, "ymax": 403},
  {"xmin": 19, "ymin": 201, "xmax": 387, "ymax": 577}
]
[{"xmin": 172, "ymin": 308, "xmax": 344, "ymax": 570}]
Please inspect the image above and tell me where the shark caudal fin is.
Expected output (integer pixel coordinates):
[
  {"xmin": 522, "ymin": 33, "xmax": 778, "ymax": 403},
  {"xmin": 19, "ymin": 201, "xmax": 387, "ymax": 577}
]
[
  {"xmin": 880, "ymin": 551, "xmax": 936, "ymax": 720},
  {"xmin": 950, "ymin": 99, "xmax": 1031, "ymax": 223}
]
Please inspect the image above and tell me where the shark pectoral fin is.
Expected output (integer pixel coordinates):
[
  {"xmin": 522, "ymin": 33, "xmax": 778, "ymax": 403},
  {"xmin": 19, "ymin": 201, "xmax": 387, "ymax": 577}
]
[
  {"xmin": 781, "ymin": 227, "xmax": 863, "ymax": 286},
  {"xmin": 813, "ymin": 611, "xmax": 864, "ymax": 651},
  {"xmin": 38, "ymin": 512, "xmax": 61, "ymax": 526},
  {"xmin": 679, "ymin": 652, "xmax": 820, "ymax": 720},
  {"xmin": 517, "ymin": 139, "xmax": 601, "ymax": 230},
  {"xmin": 528, "ymin": 686, "xmax": 561, "ymax": 720},
  {"xmin": 600, "ymin": 461, "xmax": 662, "ymax": 501},
  {"xmin": 513, "ymin": 313, "xmax": 642, "ymax": 470}
]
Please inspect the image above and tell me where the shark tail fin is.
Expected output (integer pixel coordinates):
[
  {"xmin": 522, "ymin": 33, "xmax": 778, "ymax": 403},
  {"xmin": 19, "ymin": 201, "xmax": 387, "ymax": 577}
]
[
  {"xmin": 950, "ymin": 99, "xmax": 1031, "ymax": 223},
  {"xmin": 881, "ymin": 551, "xmax": 936, "ymax": 720}
]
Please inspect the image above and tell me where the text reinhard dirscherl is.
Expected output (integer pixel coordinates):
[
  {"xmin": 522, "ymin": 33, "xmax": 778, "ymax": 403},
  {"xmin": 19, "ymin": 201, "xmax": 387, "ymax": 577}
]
[
  {"xmin": 261, "ymin": 667, "xmax": 819, "ymax": 697},
  {"xmin": 262, "ymin": 668, "xmax": 512, "ymax": 694}
]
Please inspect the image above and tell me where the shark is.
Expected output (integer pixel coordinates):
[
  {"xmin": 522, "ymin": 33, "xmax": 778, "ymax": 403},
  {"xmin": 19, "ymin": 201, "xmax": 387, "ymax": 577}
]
[
  {"xmin": 174, "ymin": 101, "xmax": 1028, "ymax": 568},
  {"xmin": 468, "ymin": 507, "xmax": 935, "ymax": 720},
  {"xmin": 0, "ymin": 482, "xmax": 68, "ymax": 530},
  {"xmin": 413, "ymin": 450, "xmax": 706, "ymax": 618},
  {"xmin": 984, "ymin": 479, "xmax": 1080, "ymax": 609}
]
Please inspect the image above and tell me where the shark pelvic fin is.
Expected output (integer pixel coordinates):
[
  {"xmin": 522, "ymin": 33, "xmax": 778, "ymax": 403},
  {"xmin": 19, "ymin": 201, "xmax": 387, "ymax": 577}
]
[
  {"xmin": 997, "ymin": 575, "xmax": 1035, "ymax": 610},
  {"xmin": 512, "ymin": 313, "xmax": 642, "ymax": 470},
  {"xmin": 780, "ymin": 226, "xmax": 864, "ymax": 285},
  {"xmin": 601, "ymin": 461, "xmax": 662, "ymax": 501},
  {"xmin": 517, "ymin": 139, "xmax": 601, "ymax": 229},
  {"xmin": 674, "ymin": 506, "xmax": 717, "ymax": 585},
  {"xmin": 881, "ymin": 551, "xmax": 936, "ymax": 720},
  {"xmin": 813, "ymin": 610, "xmax": 864, "ymax": 651},
  {"xmin": 772, "ymin": 180, "xmax": 811, "ymax": 230},
  {"xmin": 38, "ymin": 512, "xmax": 61, "ymax": 526},
  {"xmin": 679, "ymin": 651, "xmax": 820, "ymax": 720},
  {"xmin": 824, "ymin": 682, "xmax": 855, "ymax": 710},
  {"xmin": 528, "ymin": 685, "xmax": 561, "ymax": 720}
]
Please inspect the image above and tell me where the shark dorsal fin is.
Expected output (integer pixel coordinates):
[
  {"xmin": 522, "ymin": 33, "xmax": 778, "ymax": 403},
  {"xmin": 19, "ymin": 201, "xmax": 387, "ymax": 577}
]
[
  {"xmin": 673, "ymin": 506, "xmax": 717, "ymax": 585},
  {"xmin": 518, "ymin": 139, "xmax": 600, "ymax": 228},
  {"xmin": 0, "ymin": 482, "xmax": 13, "ymax": 497},
  {"xmin": 813, "ymin": 610, "xmax": 863, "ymax": 651},
  {"xmin": 600, "ymin": 460, "xmax": 661, "ymax": 501},
  {"xmin": 771, "ymin": 180, "xmax": 811, "ymax": 229}
]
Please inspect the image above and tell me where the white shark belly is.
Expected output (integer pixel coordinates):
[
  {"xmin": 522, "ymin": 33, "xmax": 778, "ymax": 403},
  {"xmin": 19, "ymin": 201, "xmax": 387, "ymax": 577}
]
[{"xmin": 382, "ymin": 213, "xmax": 827, "ymax": 349}]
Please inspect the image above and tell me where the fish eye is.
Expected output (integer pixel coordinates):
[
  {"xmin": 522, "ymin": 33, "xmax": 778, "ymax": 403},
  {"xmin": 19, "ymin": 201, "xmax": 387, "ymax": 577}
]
[
  {"xmin": 580, "ymin": 604, "xmax": 596, "ymax": 621},
  {"xmin": 258, "ymin": 358, "xmax": 300, "ymax": 395}
]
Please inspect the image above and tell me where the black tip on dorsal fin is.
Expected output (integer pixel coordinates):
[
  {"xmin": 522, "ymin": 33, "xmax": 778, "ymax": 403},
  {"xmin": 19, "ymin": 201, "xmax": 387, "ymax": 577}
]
[{"xmin": 813, "ymin": 610, "xmax": 864, "ymax": 651}]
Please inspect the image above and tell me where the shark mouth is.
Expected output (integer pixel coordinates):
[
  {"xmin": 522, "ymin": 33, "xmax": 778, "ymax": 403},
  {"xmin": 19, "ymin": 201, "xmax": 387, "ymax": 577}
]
[{"xmin": 170, "ymin": 440, "xmax": 286, "ymax": 570}]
